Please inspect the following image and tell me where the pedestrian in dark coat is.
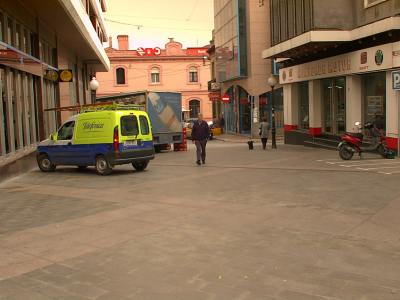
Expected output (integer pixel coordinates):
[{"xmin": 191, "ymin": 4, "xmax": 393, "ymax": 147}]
[
  {"xmin": 191, "ymin": 113, "xmax": 210, "ymax": 165},
  {"xmin": 259, "ymin": 117, "xmax": 270, "ymax": 150},
  {"xmin": 220, "ymin": 114, "xmax": 225, "ymax": 134}
]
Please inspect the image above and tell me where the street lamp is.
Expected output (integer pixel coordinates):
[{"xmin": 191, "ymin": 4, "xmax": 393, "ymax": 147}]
[
  {"xmin": 267, "ymin": 75, "xmax": 278, "ymax": 149},
  {"xmin": 89, "ymin": 76, "xmax": 99, "ymax": 104}
]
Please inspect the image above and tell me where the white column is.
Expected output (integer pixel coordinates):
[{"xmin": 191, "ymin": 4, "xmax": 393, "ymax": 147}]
[
  {"xmin": 386, "ymin": 71, "xmax": 398, "ymax": 149},
  {"xmin": 346, "ymin": 75, "xmax": 362, "ymax": 132},
  {"xmin": 283, "ymin": 83, "xmax": 298, "ymax": 130},
  {"xmin": 309, "ymin": 80, "xmax": 322, "ymax": 135}
]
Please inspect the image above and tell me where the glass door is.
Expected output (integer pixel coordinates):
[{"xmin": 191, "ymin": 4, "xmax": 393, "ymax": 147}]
[
  {"xmin": 322, "ymin": 77, "xmax": 346, "ymax": 135},
  {"xmin": 322, "ymin": 79, "xmax": 333, "ymax": 134},
  {"xmin": 334, "ymin": 77, "xmax": 346, "ymax": 134}
]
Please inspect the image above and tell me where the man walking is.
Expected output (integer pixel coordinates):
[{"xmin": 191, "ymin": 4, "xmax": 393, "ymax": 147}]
[{"xmin": 191, "ymin": 113, "xmax": 210, "ymax": 165}]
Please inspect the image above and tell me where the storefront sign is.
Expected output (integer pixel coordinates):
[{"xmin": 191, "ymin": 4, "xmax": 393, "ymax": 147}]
[
  {"xmin": 367, "ymin": 96, "xmax": 384, "ymax": 115},
  {"xmin": 259, "ymin": 96, "xmax": 267, "ymax": 105},
  {"xmin": 375, "ymin": 50, "xmax": 384, "ymax": 65},
  {"xmin": 279, "ymin": 43, "xmax": 395, "ymax": 84},
  {"xmin": 392, "ymin": 70, "xmax": 400, "ymax": 90},
  {"xmin": 0, "ymin": 45, "xmax": 42, "ymax": 76},
  {"xmin": 240, "ymin": 98, "xmax": 249, "ymax": 105},
  {"xmin": 208, "ymin": 91, "xmax": 221, "ymax": 101},
  {"xmin": 44, "ymin": 69, "xmax": 59, "ymax": 82},
  {"xmin": 137, "ymin": 47, "xmax": 161, "ymax": 56},
  {"xmin": 59, "ymin": 69, "xmax": 73, "ymax": 82}
]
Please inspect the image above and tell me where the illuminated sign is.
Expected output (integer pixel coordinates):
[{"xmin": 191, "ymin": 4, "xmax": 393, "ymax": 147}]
[
  {"xmin": 137, "ymin": 47, "xmax": 162, "ymax": 56},
  {"xmin": 59, "ymin": 69, "xmax": 73, "ymax": 82}
]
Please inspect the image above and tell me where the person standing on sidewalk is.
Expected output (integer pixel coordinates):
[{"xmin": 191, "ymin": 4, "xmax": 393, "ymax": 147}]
[
  {"xmin": 220, "ymin": 114, "xmax": 225, "ymax": 134},
  {"xmin": 259, "ymin": 117, "xmax": 270, "ymax": 150},
  {"xmin": 192, "ymin": 113, "xmax": 210, "ymax": 165}
]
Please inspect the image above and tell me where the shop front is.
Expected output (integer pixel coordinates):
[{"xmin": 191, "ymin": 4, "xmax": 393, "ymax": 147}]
[
  {"xmin": 238, "ymin": 86, "xmax": 250, "ymax": 134},
  {"xmin": 222, "ymin": 86, "xmax": 236, "ymax": 133},
  {"xmin": 259, "ymin": 88, "xmax": 284, "ymax": 129},
  {"xmin": 220, "ymin": 85, "xmax": 251, "ymax": 134},
  {"xmin": 280, "ymin": 41, "xmax": 400, "ymax": 149}
]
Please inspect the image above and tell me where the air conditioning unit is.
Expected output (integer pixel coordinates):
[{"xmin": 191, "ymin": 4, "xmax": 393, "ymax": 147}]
[{"xmin": 211, "ymin": 82, "xmax": 220, "ymax": 90}]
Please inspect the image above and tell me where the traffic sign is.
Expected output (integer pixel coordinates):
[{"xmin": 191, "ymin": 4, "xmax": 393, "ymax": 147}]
[
  {"xmin": 222, "ymin": 94, "xmax": 230, "ymax": 103},
  {"xmin": 392, "ymin": 70, "xmax": 400, "ymax": 90}
]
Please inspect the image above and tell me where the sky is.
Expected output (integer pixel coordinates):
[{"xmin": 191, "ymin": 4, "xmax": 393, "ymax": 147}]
[{"xmin": 104, "ymin": 0, "xmax": 214, "ymax": 49}]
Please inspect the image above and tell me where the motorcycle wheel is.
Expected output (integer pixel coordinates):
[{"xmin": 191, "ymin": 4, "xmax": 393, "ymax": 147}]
[
  {"xmin": 339, "ymin": 144, "xmax": 354, "ymax": 160},
  {"xmin": 377, "ymin": 144, "xmax": 386, "ymax": 157}
]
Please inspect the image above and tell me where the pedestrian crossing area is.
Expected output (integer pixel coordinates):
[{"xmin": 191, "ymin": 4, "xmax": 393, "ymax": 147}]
[{"xmin": 317, "ymin": 156, "xmax": 400, "ymax": 175}]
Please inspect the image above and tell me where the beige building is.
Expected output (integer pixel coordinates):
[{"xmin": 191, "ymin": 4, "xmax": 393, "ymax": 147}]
[
  {"xmin": 0, "ymin": 0, "xmax": 110, "ymax": 168},
  {"xmin": 213, "ymin": 0, "xmax": 276, "ymax": 135},
  {"xmin": 263, "ymin": 0, "xmax": 400, "ymax": 150}
]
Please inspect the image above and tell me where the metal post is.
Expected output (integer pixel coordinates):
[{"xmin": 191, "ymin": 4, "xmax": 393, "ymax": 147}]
[
  {"xmin": 249, "ymin": 95, "xmax": 253, "ymax": 140},
  {"xmin": 398, "ymin": 90, "xmax": 400, "ymax": 157},
  {"xmin": 91, "ymin": 90, "xmax": 96, "ymax": 104},
  {"xmin": 271, "ymin": 85, "xmax": 277, "ymax": 149}
]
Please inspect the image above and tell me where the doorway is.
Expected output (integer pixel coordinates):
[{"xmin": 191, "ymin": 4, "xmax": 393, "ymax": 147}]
[{"xmin": 322, "ymin": 77, "xmax": 346, "ymax": 135}]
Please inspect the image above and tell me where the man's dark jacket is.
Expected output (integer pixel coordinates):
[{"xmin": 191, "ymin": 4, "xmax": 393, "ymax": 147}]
[{"xmin": 191, "ymin": 120, "xmax": 210, "ymax": 141}]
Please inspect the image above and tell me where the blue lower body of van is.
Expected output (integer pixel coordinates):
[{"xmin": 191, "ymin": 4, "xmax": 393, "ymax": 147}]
[{"xmin": 37, "ymin": 141, "xmax": 155, "ymax": 166}]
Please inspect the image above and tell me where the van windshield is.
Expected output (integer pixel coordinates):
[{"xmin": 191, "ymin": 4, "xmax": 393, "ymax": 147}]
[{"xmin": 120, "ymin": 116, "xmax": 139, "ymax": 136}]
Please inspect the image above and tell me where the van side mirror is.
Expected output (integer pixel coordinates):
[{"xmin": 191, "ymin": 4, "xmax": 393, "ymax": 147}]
[{"xmin": 50, "ymin": 133, "xmax": 57, "ymax": 141}]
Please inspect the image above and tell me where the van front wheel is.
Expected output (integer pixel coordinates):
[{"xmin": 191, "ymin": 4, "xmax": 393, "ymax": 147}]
[
  {"xmin": 37, "ymin": 154, "xmax": 56, "ymax": 172},
  {"xmin": 132, "ymin": 161, "xmax": 149, "ymax": 171},
  {"xmin": 95, "ymin": 155, "xmax": 112, "ymax": 175}
]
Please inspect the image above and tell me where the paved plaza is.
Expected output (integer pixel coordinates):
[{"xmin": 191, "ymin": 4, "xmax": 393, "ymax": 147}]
[{"xmin": 1, "ymin": 141, "xmax": 400, "ymax": 299}]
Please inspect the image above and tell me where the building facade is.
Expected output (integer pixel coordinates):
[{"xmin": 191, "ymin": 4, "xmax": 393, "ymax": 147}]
[
  {"xmin": 212, "ymin": 0, "xmax": 277, "ymax": 136},
  {"xmin": 96, "ymin": 37, "xmax": 212, "ymax": 121},
  {"xmin": 264, "ymin": 0, "xmax": 400, "ymax": 149},
  {"xmin": 0, "ymin": 0, "xmax": 110, "ymax": 166}
]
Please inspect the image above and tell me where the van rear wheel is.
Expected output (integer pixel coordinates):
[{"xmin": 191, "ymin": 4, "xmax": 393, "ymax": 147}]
[
  {"xmin": 132, "ymin": 161, "xmax": 149, "ymax": 171},
  {"xmin": 37, "ymin": 154, "xmax": 56, "ymax": 172},
  {"xmin": 95, "ymin": 155, "xmax": 112, "ymax": 175}
]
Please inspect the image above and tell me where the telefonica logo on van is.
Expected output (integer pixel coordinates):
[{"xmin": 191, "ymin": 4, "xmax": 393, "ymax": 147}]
[{"xmin": 83, "ymin": 122, "xmax": 105, "ymax": 130}]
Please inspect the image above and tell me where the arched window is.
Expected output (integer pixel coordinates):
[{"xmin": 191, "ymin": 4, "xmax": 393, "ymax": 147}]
[
  {"xmin": 150, "ymin": 67, "xmax": 160, "ymax": 83},
  {"xmin": 189, "ymin": 99, "xmax": 200, "ymax": 118},
  {"xmin": 189, "ymin": 66, "xmax": 198, "ymax": 82},
  {"xmin": 116, "ymin": 67, "xmax": 125, "ymax": 85}
]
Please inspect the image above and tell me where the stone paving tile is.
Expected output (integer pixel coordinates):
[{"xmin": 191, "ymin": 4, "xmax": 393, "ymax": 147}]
[
  {"xmin": 0, "ymin": 191, "xmax": 122, "ymax": 236},
  {"xmin": 1, "ymin": 144, "xmax": 400, "ymax": 299}
]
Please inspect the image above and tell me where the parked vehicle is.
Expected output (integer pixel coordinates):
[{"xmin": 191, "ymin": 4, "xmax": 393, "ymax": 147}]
[
  {"xmin": 97, "ymin": 91, "xmax": 182, "ymax": 152},
  {"xmin": 338, "ymin": 121, "xmax": 394, "ymax": 160},
  {"xmin": 37, "ymin": 103, "xmax": 155, "ymax": 175}
]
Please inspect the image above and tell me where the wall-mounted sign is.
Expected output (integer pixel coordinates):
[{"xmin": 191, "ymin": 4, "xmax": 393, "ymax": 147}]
[
  {"xmin": 375, "ymin": 50, "xmax": 384, "ymax": 66},
  {"xmin": 367, "ymin": 96, "xmax": 384, "ymax": 116},
  {"xmin": 208, "ymin": 91, "xmax": 221, "ymax": 101},
  {"xmin": 240, "ymin": 98, "xmax": 249, "ymax": 105},
  {"xmin": 392, "ymin": 70, "xmax": 400, "ymax": 90},
  {"xmin": 59, "ymin": 69, "xmax": 73, "ymax": 82},
  {"xmin": 137, "ymin": 47, "xmax": 161, "ymax": 56},
  {"xmin": 44, "ymin": 69, "xmax": 59, "ymax": 82},
  {"xmin": 360, "ymin": 52, "xmax": 368, "ymax": 64}
]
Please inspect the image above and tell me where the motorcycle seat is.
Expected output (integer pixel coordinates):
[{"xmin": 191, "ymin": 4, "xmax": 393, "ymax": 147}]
[{"xmin": 345, "ymin": 132, "xmax": 363, "ymax": 140}]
